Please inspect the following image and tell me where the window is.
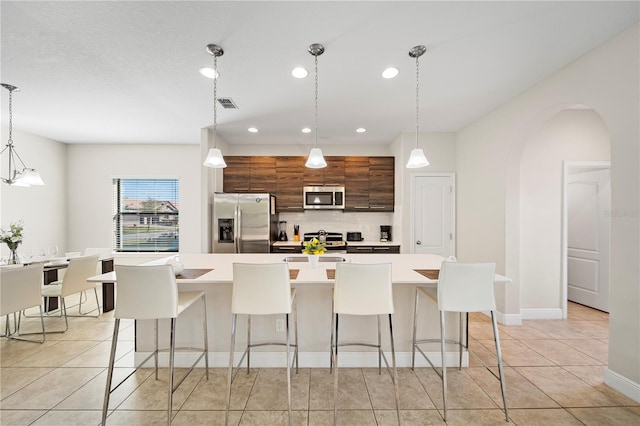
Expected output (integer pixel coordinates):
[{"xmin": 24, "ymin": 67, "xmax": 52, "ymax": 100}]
[{"xmin": 112, "ymin": 178, "xmax": 179, "ymax": 252}]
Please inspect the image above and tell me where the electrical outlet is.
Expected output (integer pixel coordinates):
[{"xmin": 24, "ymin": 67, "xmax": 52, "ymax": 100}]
[{"xmin": 275, "ymin": 319, "xmax": 285, "ymax": 332}]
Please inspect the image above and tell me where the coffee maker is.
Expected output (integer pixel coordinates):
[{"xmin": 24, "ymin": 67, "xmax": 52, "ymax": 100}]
[{"xmin": 380, "ymin": 225, "xmax": 391, "ymax": 242}]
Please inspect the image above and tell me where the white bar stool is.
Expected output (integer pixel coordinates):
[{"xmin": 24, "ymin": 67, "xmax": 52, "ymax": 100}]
[
  {"xmin": 331, "ymin": 262, "xmax": 400, "ymax": 426},
  {"xmin": 1, "ymin": 264, "xmax": 46, "ymax": 343},
  {"xmin": 411, "ymin": 261, "xmax": 508, "ymax": 422},
  {"xmin": 225, "ymin": 262, "xmax": 298, "ymax": 426},
  {"xmin": 101, "ymin": 265, "xmax": 209, "ymax": 425}
]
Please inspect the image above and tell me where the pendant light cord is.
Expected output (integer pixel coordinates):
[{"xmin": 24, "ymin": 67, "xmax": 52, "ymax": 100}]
[
  {"xmin": 415, "ymin": 55, "xmax": 420, "ymax": 149},
  {"xmin": 314, "ymin": 53, "xmax": 319, "ymax": 149},
  {"xmin": 213, "ymin": 54, "xmax": 218, "ymax": 149},
  {"xmin": 7, "ymin": 88, "xmax": 13, "ymax": 146}
]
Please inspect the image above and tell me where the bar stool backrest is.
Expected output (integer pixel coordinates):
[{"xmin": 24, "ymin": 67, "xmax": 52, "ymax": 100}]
[
  {"xmin": 1, "ymin": 264, "xmax": 43, "ymax": 316},
  {"xmin": 232, "ymin": 263, "xmax": 291, "ymax": 315},
  {"xmin": 114, "ymin": 265, "xmax": 178, "ymax": 320},
  {"xmin": 334, "ymin": 262, "xmax": 394, "ymax": 315},
  {"xmin": 437, "ymin": 262, "xmax": 496, "ymax": 312},
  {"xmin": 60, "ymin": 254, "xmax": 100, "ymax": 298}
]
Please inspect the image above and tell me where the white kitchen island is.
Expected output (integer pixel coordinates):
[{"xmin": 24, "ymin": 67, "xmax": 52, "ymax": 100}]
[{"xmin": 91, "ymin": 253, "xmax": 511, "ymax": 368}]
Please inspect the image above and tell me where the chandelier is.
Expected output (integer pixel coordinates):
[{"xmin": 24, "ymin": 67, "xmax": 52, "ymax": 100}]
[{"xmin": 1, "ymin": 83, "xmax": 45, "ymax": 186}]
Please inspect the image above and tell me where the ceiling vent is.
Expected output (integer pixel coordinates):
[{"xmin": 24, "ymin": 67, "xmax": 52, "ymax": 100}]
[{"xmin": 217, "ymin": 98, "xmax": 238, "ymax": 109}]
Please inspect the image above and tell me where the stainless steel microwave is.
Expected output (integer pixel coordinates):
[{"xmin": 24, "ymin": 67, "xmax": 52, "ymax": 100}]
[{"xmin": 303, "ymin": 186, "xmax": 345, "ymax": 210}]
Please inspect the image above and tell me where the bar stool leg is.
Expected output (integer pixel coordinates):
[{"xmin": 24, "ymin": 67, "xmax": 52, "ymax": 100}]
[
  {"xmin": 329, "ymin": 298, "xmax": 334, "ymax": 373},
  {"xmin": 388, "ymin": 314, "xmax": 401, "ymax": 426},
  {"xmin": 459, "ymin": 312, "xmax": 464, "ymax": 370},
  {"xmin": 377, "ymin": 315, "xmax": 382, "ymax": 375},
  {"xmin": 491, "ymin": 311, "xmax": 509, "ymax": 422},
  {"xmin": 440, "ymin": 310, "xmax": 448, "ymax": 422},
  {"xmin": 333, "ymin": 313, "xmax": 339, "ymax": 426},
  {"xmin": 246, "ymin": 315, "xmax": 251, "ymax": 374},
  {"xmin": 225, "ymin": 314, "xmax": 238, "ymax": 426},
  {"xmin": 167, "ymin": 318, "xmax": 176, "ymax": 426},
  {"xmin": 201, "ymin": 295, "xmax": 209, "ymax": 379},
  {"xmin": 411, "ymin": 287, "xmax": 420, "ymax": 370},
  {"xmin": 285, "ymin": 313, "xmax": 292, "ymax": 426},
  {"xmin": 154, "ymin": 319, "xmax": 159, "ymax": 380},
  {"xmin": 101, "ymin": 318, "xmax": 120, "ymax": 425},
  {"xmin": 293, "ymin": 299, "xmax": 299, "ymax": 373}
]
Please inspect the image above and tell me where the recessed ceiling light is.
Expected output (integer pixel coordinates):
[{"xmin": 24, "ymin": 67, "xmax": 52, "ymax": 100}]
[
  {"xmin": 381, "ymin": 67, "xmax": 399, "ymax": 79},
  {"xmin": 301, "ymin": 127, "xmax": 312, "ymax": 133},
  {"xmin": 356, "ymin": 128, "xmax": 366, "ymax": 133},
  {"xmin": 248, "ymin": 127, "xmax": 258, "ymax": 133},
  {"xmin": 291, "ymin": 67, "xmax": 308, "ymax": 78},
  {"xmin": 199, "ymin": 67, "xmax": 219, "ymax": 79}
]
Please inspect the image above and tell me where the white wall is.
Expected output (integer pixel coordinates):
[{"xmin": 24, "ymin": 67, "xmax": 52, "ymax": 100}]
[
  {"xmin": 457, "ymin": 24, "xmax": 639, "ymax": 399},
  {"xmin": 520, "ymin": 109, "xmax": 610, "ymax": 310},
  {"xmin": 396, "ymin": 132, "xmax": 457, "ymax": 253},
  {"xmin": 0, "ymin": 127, "xmax": 67, "ymax": 257},
  {"xmin": 66, "ymin": 144, "xmax": 202, "ymax": 256}
]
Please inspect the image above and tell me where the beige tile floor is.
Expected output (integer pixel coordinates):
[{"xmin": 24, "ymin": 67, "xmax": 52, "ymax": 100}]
[{"xmin": 1, "ymin": 298, "xmax": 639, "ymax": 425}]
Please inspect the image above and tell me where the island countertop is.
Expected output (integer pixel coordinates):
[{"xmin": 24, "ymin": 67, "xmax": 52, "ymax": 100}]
[
  {"xmin": 90, "ymin": 253, "xmax": 510, "ymax": 285},
  {"xmin": 90, "ymin": 253, "xmax": 511, "ymax": 368}
]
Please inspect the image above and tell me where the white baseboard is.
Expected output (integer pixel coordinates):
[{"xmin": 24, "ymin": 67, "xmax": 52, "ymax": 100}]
[
  {"xmin": 605, "ymin": 368, "xmax": 640, "ymax": 403},
  {"xmin": 133, "ymin": 350, "xmax": 469, "ymax": 369},
  {"xmin": 493, "ymin": 311, "xmax": 522, "ymax": 325},
  {"xmin": 520, "ymin": 308, "xmax": 563, "ymax": 320}
]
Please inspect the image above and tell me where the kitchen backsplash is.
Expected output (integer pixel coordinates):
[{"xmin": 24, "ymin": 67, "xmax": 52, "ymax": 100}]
[{"xmin": 279, "ymin": 211, "xmax": 393, "ymax": 241}]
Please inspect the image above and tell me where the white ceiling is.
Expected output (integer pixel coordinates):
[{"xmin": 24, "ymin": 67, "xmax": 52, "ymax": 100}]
[{"xmin": 1, "ymin": 1, "xmax": 638, "ymax": 147}]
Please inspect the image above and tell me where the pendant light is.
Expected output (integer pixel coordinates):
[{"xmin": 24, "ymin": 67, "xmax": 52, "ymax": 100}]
[
  {"xmin": 203, "ymin": 44, "xmax": 227, "ymax": 168},
  {"xmin": 406, "ymin": 45, "xmax": 430, "ymax": 169},
  {"xmin": 305, "ymin": 43, "xmax": 327, "ymax": 169},
  {"xmin": 1, "ymin": 84, "xmax": 45, "ymax": 186}
]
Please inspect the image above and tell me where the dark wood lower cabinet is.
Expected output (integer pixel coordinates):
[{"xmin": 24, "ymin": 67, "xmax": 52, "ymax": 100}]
[{"xmin": 346, "ymin": 245, "xmax": 400, "ymax": 254}]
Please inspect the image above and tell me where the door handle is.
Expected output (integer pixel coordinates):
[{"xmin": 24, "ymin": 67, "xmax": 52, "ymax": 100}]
[{"xmin": 416, "ymin": 240, "xmax": 422, "ymax": 245}]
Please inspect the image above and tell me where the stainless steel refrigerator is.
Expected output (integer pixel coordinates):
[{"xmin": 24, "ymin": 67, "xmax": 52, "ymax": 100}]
[{"xmin": 212, "ymin": 193, "xmax": 278, "ymax": 253}]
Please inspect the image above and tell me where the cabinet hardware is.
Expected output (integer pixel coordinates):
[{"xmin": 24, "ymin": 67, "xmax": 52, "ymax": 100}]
[
  {"xmin": 234, "ymin": 187, "xmax": 250, "ymax": 191},
  {"xmin": 354, "ymin": 206, "xmax": 369, "ymax": 209},
  {"xmin": 373, "ymin": 247, "xmax": 390, "ymax": 250},
  {"xmin": 369, "ymin": 206, "xmax": 386, "ymax": 209}
]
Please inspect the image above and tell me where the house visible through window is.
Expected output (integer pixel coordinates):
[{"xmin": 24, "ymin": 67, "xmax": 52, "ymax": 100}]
[{"xmin": 113, "ymin": 178, "xmax": 179, "ymax": 252}]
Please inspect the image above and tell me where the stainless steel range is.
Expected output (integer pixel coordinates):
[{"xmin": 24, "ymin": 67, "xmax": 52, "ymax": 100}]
[{"xmin": 303, "ymin": 230, "xmax": 347, "ymax": 253}]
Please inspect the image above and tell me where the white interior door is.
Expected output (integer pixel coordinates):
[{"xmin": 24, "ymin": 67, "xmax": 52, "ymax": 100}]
[
  {"xmin": 412, "ymin": 174, "xmax": 454, "ymax": 256},
  {"xmin": 567, "ymin": 169, "xmax": 611, "ymax": 312}
]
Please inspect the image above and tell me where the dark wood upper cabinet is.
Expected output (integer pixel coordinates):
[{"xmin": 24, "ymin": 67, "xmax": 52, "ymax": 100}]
[
  {"xmin": 223, "ymin": 155, "xmax": 394, "ymax": 212},
  {"xmin": 368, "ymin": 157, "xmax": 395, "ymax": 211},
  {"xmin": 222, "ymin": 156, "xmax": 252, "ymax": 192},
  {"xmin": 276, "ymin": 156, "xmax": 304, "ymax": 212},
  {"xmin": 249, "ymin": 156, "xmax": 277, "ymax": 193},
  {"xmin": 344, "ymin": 157, "xmax": 370, "ymax": 211}
]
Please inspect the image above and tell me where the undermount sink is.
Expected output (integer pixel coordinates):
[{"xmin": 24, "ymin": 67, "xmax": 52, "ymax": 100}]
[{"xmin": 283, "ymin": 256, "xmax": 346, "ymax": 263}]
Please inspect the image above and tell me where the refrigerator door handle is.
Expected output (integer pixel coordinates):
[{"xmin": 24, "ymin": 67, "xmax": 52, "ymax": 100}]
[
  {"xmin": 236, "ymin": 205, "xmax": 242, "ymax": 253},
  {"xmin": 234, "ymin": 205, "xmax": 239, "ymax": 253}
]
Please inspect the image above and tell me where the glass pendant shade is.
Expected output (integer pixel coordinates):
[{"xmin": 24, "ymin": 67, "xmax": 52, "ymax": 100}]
[
  {"xmin": 21, "ymin": 168, "xmax": 45, "ymax": 185},
  {"xmin": 305, "ymin": 148, "xmax": 327, "ymax": 168},
  {"xmin": 11, "ymin": 175, "xmax": 31, "ymax": 187},
  {"xmin": 406, "ymin": 148, "xmax": 430, "ymax": 168},
  {"xmin": 203, "ymin": 148, "xmax": 227, "ymax": 168}
]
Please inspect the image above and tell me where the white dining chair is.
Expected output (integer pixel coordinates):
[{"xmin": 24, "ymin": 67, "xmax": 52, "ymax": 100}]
[
  {"xmin": 1, "ymin": 264, "xmax": 46, "ymax": 343},
  {"xmin": 225, "ymin": 262, "xmax": 298, "ymax": 426},
  {"xmin": 411, "ymin": 261, "xmax": 508, "ymax": 422},
  {"xmin": 41, "ymin": 254, "xmax": 100, "ymax": 332},
  {"xmin": 102, "ymin": 265, "xmax": 209, "ymax": 425},
  {"xmin": 331, "ymin": 262, "xmax": 400, "ymax": 426}
]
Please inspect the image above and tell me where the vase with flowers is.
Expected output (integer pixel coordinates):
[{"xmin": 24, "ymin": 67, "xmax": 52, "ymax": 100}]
[
  {"xmin": 1, "ymin": 221, "xmax": 24, "ymax": 264},
  {"xmin": 302, "ymin": 237, "xmax": 326, "ymax": 267}
]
